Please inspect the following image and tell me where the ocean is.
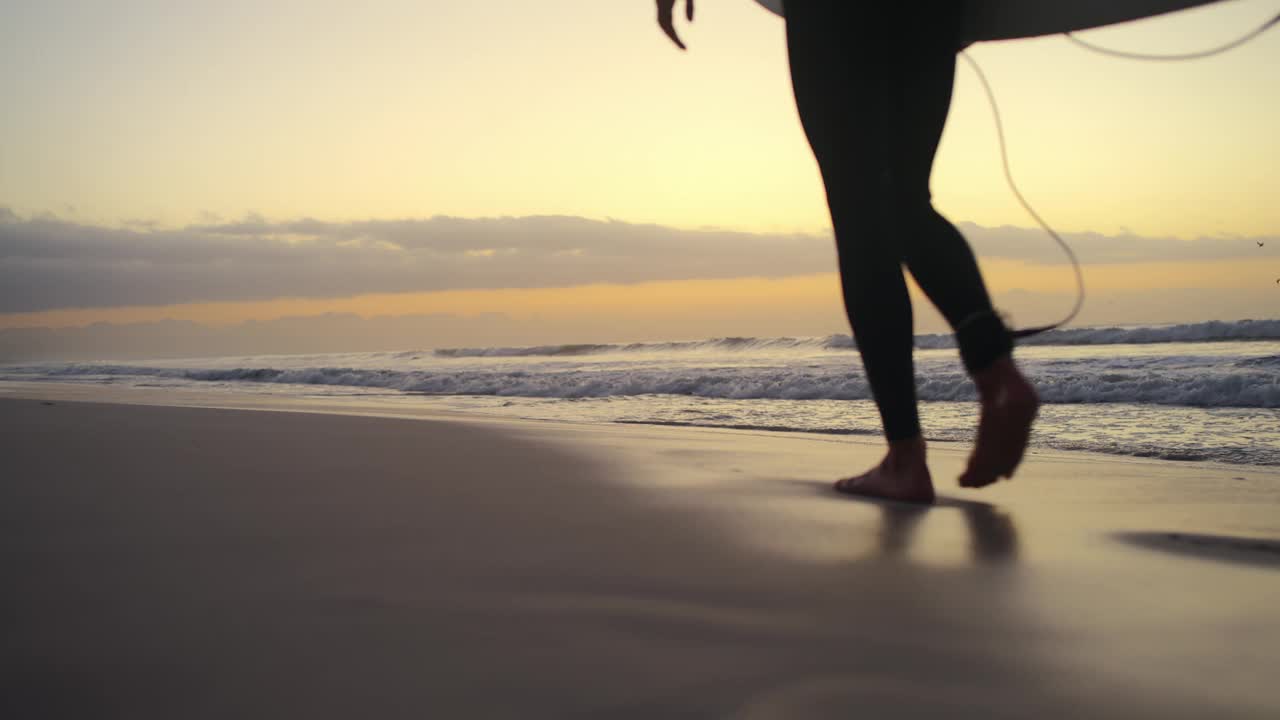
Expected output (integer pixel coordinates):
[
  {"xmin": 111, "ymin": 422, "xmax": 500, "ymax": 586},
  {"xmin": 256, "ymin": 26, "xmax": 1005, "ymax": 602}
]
[{"xmin": 5, "ymin": 319, "xmax": 1278, "ymax": 467}]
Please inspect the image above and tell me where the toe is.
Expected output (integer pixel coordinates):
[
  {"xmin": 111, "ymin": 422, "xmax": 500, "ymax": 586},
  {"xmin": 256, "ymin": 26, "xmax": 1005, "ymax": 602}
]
[{"xmin": 959, "ymin": 463, "xmax": 997, "ymax": 488}]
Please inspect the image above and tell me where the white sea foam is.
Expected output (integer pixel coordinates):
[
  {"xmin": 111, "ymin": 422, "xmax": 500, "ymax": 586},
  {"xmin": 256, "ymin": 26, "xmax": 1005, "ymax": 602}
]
[
  {"xmin": 11, "ymin": 352, "xmax": 1279, "ymax": 408},
  {"xmin": 5, "ymin": 321, "xmax": 1277, "ymax": 466},
  {"xmin": 426, "ymin": 319, "xmax": 1280, "ymax": 357}
]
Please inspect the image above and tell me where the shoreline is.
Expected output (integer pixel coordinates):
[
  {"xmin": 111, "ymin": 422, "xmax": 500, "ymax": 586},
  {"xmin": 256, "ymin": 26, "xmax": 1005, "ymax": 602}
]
[{"xmin": 1, "ymin": 379, "xmax": 1270, "ymax": 476}]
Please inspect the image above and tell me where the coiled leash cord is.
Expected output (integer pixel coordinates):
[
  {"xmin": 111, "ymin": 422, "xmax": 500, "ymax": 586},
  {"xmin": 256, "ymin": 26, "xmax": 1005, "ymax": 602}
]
[{"xmin": 959, "ymin": 9, "xmax": 1280, "ymax": 339}]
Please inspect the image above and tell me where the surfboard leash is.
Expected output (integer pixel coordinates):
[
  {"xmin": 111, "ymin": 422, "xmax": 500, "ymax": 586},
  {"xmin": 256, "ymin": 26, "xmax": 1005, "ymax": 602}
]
[
  {"xmin": 960, "ymin": 9, "xmax": 1280, "ymax": 340},
  {"xmin": 958, "ymin": 51, "xmax": 1084, "ymax": 340},
  {"xmin": 1065, "ymin": 10, "xmax": 1280, "ymax": 61}
]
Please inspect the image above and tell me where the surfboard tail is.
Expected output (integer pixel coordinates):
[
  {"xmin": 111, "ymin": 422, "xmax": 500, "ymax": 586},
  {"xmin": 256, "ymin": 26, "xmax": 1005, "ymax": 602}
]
[
  {"xmin": 754, "ymin": 0, "xmax": 1231, "ymax": 44},
  {"xmin": 960, "ymin": 0, "xmax": 1229, "ymax": 44}
]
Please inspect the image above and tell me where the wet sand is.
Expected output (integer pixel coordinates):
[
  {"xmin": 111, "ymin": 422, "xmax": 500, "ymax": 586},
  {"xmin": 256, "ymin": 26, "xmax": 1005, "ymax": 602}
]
[{"xmin": 2, "ymin": 388, "xmax": 1278, "ymax": 718}]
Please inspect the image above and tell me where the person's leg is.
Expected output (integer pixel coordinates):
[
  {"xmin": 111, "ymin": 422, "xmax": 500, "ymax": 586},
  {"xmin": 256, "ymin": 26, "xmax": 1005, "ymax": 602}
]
[
  {"xmin": 885, "ymin": 15, "xmax": 1013, "ymax": 377},
  {"xmin": 785, "ymin": 2, "xmax": 932, "ymax": 502},
  {"xmin": 872, "ymin": 5, "xmax": 1039, "ymax": 487},
  {"xmin": 785, "ymin": 2, "xmax": 1037, "ymax": 496}
]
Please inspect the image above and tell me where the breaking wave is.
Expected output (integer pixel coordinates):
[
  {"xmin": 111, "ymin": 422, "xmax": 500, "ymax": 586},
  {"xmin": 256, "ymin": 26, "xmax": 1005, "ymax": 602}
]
[
  {"xmin": 429, "ymin": 319, "xmax": 1280, "ymax": 357},
  {"xmin": 17, "ymin": 361, "xmax": 1279, "ymax": 408}
]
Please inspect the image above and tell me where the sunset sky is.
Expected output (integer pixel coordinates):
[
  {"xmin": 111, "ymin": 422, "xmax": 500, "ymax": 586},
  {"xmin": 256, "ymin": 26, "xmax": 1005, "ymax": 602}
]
[{"xmin": 2, "ymin": 0, "xmax": 1277, "ymax": 357}]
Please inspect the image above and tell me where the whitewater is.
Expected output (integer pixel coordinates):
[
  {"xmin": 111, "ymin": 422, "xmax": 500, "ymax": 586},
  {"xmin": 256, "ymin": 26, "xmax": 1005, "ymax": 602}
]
[{"xmin": 4, "ymin": 319, "xmax": 1278, "ymax": 466}]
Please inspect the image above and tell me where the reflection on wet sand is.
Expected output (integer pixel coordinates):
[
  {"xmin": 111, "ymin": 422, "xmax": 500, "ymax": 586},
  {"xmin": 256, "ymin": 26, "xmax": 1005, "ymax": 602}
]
[{"xmin": 852, "ymin": 494, "xmax": 1019, "ymax": 566}]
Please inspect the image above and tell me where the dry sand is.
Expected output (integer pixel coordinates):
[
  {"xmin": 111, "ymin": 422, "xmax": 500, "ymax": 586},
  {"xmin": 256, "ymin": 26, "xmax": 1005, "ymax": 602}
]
[{"xmin": 2, "ymin": 386, "xmax": 1278, "ymax": 718}]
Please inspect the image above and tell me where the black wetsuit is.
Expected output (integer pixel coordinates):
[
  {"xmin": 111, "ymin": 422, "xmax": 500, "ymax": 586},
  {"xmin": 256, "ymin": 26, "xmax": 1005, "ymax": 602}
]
[{"xmin": 784, "ymin": 0, "xmax": 1012, "ymax": 442}]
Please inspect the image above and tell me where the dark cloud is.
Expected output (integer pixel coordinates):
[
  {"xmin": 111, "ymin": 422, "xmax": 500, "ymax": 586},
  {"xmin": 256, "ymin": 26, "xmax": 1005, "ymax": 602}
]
[
  {"xmin": 0, "ymin": 212, "xmax": 835, "ymax": 313},
  {"xmin": 0, "ymin": 210, "xmax": 1271, "ymax": 313},
  {"xmin": 956, "ymin": 223, "xmax": 1275, "ymax": 266}
]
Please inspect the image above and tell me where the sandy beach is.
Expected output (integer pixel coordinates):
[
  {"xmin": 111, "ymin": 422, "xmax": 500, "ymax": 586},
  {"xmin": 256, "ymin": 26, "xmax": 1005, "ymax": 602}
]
[{"xmin": 3, "ymin": 385, "xmax": 1279, "ymax": 718}]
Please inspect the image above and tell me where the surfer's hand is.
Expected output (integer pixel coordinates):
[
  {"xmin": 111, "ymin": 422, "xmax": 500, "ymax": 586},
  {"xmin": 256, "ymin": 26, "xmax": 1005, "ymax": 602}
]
[{"xmin": 657, "ymin": 0, "xmax": 694, "ymax": 50}]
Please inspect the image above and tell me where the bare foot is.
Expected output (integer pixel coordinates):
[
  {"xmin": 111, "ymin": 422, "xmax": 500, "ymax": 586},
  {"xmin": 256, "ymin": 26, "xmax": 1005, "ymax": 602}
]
[
  {"xmin": 834, "ymin": 436, "xmax": 935, "ymax": 504},
  {"xmin": 959, "ymin": 355, "xmax": 1039, "ymax": 488}
]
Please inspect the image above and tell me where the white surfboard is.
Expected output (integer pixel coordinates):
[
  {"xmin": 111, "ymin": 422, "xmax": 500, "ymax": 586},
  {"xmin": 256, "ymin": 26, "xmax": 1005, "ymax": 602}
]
[{"xmin": 753, "ymin": 0, "xmax": 1228, "ymax": 44}]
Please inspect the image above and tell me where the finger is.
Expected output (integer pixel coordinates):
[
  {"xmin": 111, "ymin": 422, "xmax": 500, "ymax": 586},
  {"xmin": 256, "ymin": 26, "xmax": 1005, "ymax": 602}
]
[{"xmin": 658, "ymin": 7, "xmax": 686, "ymax": 50}]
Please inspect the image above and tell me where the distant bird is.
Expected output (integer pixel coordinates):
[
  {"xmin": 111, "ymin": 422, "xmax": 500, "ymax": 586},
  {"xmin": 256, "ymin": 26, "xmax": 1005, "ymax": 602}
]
[{"xmin": 1259, "ymin": 241, "xmax": 1266, "ymax": 247}]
